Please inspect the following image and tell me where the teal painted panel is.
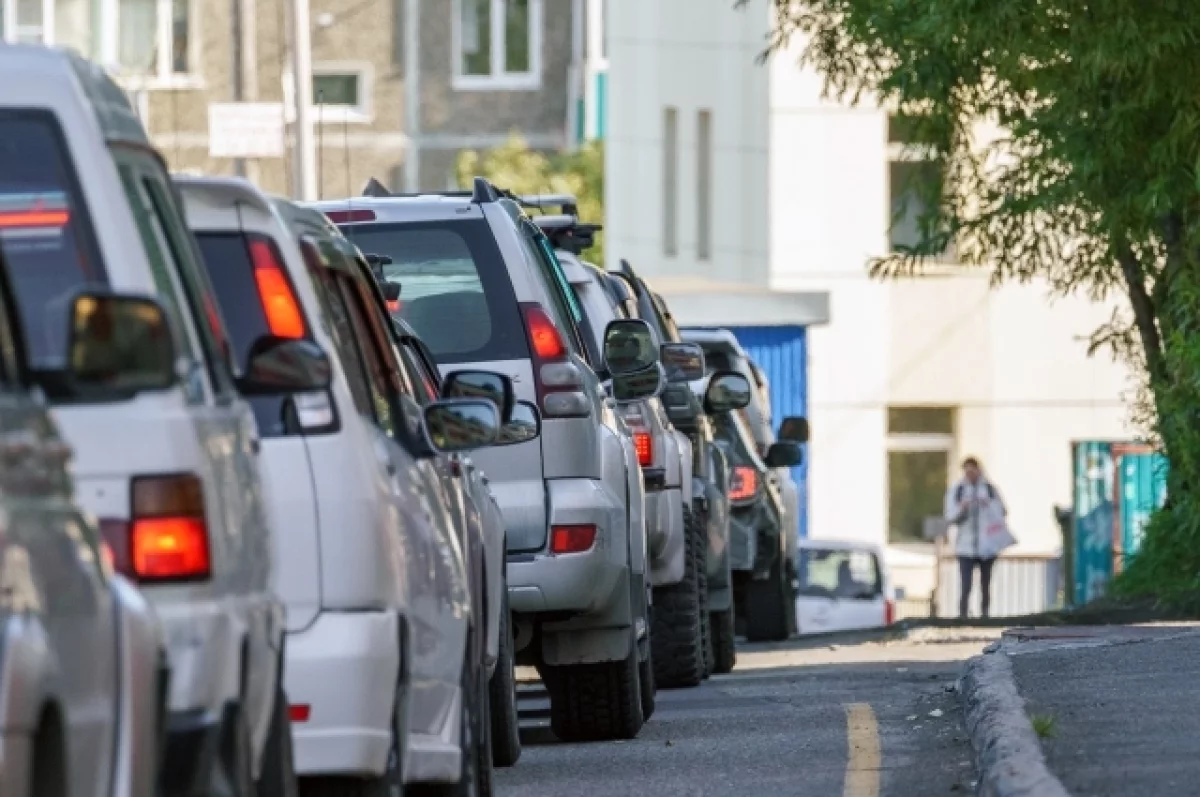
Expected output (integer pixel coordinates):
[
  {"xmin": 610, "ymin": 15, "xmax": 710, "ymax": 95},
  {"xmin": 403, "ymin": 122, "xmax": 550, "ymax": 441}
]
[
  {"xmin": 1117, "ymin": 450, "xmax": 1167, "ymax": 561},
  {"xmin": 1072, "ymin": 441, "xmax": 1115, "ymax": 605},
  {"xmin": 595, "ymin": 71, "xmax": 607, "ymax": 140}
]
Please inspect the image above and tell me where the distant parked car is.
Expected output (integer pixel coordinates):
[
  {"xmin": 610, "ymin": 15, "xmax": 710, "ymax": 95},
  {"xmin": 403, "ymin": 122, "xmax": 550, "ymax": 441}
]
[
  {"xmin": 178, "ymin": 176, "xmax": 501, "ymax": 795},
  {"xmin": 0, "ymin": 47, "xmax": 290, "ymax": 797},
  {"xmin": 317, "ymin": 178, "xmax": 661, "ymax": 742},
  {"xmin": 795, "ymin": 539, "xmax": 895, "ymax": 634},
  {"xmin": 0, "ymin": 251, "xmax": 166, "ymax": 797}
]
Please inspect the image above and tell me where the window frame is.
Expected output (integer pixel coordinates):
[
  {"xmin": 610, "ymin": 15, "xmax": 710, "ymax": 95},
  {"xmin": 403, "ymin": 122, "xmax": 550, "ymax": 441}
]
[
  {"xmin": 452, "ymin": 0, "xmax": 543, "ymax": 91},
  {"xmin": 886, "ymin": 405, "xmax": 957, "ymax": 544},
  {"xmin": 696, "ymin": 109, "xmax": 713, "ymax": 261},
  {"xmin": 111, "ymin": 0, "xmax": 203, "ymax": 90},
  {"xmin": 663, "ymin": 106, "xmax": 679, "ymax": 257},
  {"xmin": 312, "ymin": 61, "xmax": 374, "ymax": 125}
]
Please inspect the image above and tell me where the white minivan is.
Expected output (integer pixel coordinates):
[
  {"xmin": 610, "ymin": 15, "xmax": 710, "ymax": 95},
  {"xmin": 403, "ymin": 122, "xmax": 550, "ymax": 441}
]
[{"xmin": 0, "ymin": 46, "xmax": 290, "ymax": 797}]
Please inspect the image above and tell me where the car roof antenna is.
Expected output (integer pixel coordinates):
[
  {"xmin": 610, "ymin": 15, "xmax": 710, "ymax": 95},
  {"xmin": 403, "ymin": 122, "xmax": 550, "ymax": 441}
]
[{"xmin": 362, "ymin": 177, "xmax": 392, "ymax": 198}]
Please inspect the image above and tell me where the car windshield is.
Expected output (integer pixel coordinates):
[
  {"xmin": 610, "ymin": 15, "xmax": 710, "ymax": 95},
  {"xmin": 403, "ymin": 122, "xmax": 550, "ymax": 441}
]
[
  {"xmin": 798, "ymin": 548, "xmax": 882, "ymax": 600},
  {"xmin": 338, "ymin": 219, "xmax": 528, "ymax": 364},
  {"xmin": 0, "ymin": 111, "xmax": 106, "ymax": 371}
]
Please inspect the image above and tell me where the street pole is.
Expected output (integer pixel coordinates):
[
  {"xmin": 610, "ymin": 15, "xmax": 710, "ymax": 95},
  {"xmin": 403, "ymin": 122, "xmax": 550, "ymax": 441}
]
[{"xmin": 290, "ymin": 0, "xmax": 317, "ymax": 200}]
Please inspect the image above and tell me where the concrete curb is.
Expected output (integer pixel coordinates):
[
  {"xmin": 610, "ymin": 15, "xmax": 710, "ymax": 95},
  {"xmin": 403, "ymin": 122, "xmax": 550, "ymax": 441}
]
[{"xmin": 959, "ymin": 649, "xmax": 1071, "ymax": 797}]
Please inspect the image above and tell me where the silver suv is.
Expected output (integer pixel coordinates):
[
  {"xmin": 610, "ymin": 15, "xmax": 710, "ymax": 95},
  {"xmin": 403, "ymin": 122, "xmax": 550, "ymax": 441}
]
[{"xmin": 313, "ymin": 178, "xmax": 662, "ymax": 742}]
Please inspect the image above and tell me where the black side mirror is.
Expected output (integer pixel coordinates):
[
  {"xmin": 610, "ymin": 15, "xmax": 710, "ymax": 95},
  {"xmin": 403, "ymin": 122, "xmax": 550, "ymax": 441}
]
[
  {"xmin": 442, "ymin": 370, "xmax": 514, "ymax": 423},
  {"xmin": 660, "ymin": 342, "xmax": 705, "ymax": 383},
  {"xmin": 423, "ymin": 398, "xmax": 500, "ymax": 452},
  {"xmin": 703, "ymin": 371, "xmax": 753, "ymax": 414},
  {"xmin": 612, "ymin": 362, "xmax": 666, "ymax": 403},
  {"xmin": 765, "ymin": 441, "xmax": 803, "ymax": 469},
  {"xmin": 497, "ymin": 400, "xmax": 541, "ymax": 446},
  {"xmin": 67, "ymin": 292, "xmax": 177, "ymax": 400},
  {"xmin": 603, "ymin": 318, "xmax": 659, "ymax": 375},
  {"xmin": 238, "ymin": 336, "xmax": 332, "ymax": 395},
  {"xmin": 778, "ymin": 415, "xmax": 810, "ymax": 443},
  {"xmin": 381, "ymin": 282, "xmax": 401, "ymax": 302}
]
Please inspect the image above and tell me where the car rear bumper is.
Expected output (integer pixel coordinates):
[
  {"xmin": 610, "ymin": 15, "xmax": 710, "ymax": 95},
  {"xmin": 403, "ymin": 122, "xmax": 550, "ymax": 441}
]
[
  {"xmin": 285, "ymin": 611, "xmax": 401, "ymax": 777},
  {"xmin": 154, "ymin": 599, "xmax": 247, "ymax": 717},
  {"xmin": 729, "ymin": 497, "xmax": 780, "ymax": 574},
  {"xmin": 646, "ymin": 487, "xmax": 685, "ymax": 587}
]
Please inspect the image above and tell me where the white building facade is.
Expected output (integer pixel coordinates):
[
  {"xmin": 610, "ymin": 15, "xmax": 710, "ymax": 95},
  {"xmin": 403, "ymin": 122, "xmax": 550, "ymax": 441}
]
[{"xmin": 605, "ymin": 0, "xmax": 1135, "ymax": 606}]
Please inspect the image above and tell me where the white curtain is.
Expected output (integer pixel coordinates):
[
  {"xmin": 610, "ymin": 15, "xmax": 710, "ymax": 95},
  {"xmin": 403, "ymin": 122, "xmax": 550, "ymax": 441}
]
[{"xmin": 117, "ymin": 0, "xmax": 157, "ymax": 74}]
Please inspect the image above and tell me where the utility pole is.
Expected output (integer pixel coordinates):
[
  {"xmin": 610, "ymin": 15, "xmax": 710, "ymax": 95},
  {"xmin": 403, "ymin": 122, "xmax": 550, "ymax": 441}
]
[{"xmin": 290, "ymin": 0, "xmax": 317, "ymax": 200}]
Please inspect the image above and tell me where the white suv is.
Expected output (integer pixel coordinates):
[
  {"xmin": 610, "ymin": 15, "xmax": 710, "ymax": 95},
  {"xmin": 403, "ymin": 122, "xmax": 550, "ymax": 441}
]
[
  {"xmin": 0, "ymin": 47, "xmax": 289, "ymax": 797},
  {"xmin": 178, "ymin": 176, "xmax": 502, "ymax": 795},
  {"xmin": 315, "ymin": 179, "xmax": 662, "ymax": 742}
]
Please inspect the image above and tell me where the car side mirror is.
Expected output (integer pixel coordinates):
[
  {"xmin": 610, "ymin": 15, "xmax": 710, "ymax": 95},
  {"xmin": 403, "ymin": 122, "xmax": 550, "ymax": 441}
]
[
  {"xmin": 765, "ymin": 441, "xmax": 803, "ymax": 469},
  {"xmin": 603, "ymin": 318, "xmax": 658, "ymax": 375},
  {"xmin": 380, "ymin": 281, "xmax": 401, "ymax": 302},
  {"xmin": 612, "ymin": 362, "xmax": 665, "ymax": 404},
  {"xmin": 423, "ymin": 398, "xmax": 500, "ymax": 453},
  {"xmin": 442, "ymin": 370, "xmax": 514, "ymax": 423},
  {"xmin": 238, "ymin": 336, "xmax": 332, "ymax": 395},
  {"xmin": 497, "ymin": 400, "xmax": 541, "ymax": 446},
  {"xmin": 703, "ymin": 371, "xmax": 753, "ymax": 414},
  {"xmin": 660, "ymin": 342, "xmax": 705, "ymax": 383},
  {"xmin": 778, "ymin": 415, "xmax": 809, "ymax": 443},
  {"xmin": 66, "ymin": 292, "xmax": 177, "ymax": 400}
]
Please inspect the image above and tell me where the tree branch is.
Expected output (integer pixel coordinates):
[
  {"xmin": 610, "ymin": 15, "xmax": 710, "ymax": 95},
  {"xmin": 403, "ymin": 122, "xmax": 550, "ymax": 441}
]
[{"xmin": 1118, "ymin": 244, "xmax": 1165, "ymax": 384}]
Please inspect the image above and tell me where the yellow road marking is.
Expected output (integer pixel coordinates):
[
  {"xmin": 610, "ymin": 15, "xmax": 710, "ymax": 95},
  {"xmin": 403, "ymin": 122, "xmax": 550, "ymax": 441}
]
[{"xmin": 843, "ymin": 703, "xmax": 881, "ymax": 797}]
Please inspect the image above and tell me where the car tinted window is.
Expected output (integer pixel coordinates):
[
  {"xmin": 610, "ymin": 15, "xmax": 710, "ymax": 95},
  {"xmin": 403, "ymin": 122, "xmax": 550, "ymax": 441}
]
[
  {"xmin": 310, "ymin": 267, "xmax": 374, "ymax": 420},
  {"xmin": 0, "ymin": 112, "xmax": 106, "ymax": 371},
  {"xmin": 799, "ymin": 549, "xmax": 882, "ymax": 599},
  {"xmin": 338, "ymin": 219, "xmax": 528, "ymax": 364},
  {"xmin": 335, "ymin": 274, "xmax": 402, "ymax": 438}
]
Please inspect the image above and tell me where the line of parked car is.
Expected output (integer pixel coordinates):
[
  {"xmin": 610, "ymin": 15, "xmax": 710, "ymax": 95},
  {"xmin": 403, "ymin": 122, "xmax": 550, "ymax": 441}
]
[{"xmin": 0, "ymin": 44, "xmax": 813, "ymax": 797}]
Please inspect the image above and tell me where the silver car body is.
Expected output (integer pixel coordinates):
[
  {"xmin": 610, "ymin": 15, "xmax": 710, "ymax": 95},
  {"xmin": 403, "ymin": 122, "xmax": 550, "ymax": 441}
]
[
  {"xmin": 178, "ymin": 178, "xmax": 475, "ymax": 786},
  {"xmin": 314, "ymin": 193, "xmax": 649, "ymax": 668}
]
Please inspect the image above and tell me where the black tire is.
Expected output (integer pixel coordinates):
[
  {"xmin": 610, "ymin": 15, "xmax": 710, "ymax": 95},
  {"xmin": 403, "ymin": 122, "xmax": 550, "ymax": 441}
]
[
  {"xmin": 710, "ymin": 607, "xmax": 737, "ymax": 674},
  {"xmin": 299, "ymin": 691, "xmax": 404, "ymax": 797},
  {"xmin": 488, "ymin": 591, "xmax": 521, "ymax": 768},
  {"xmin": 695, "ymin": 504, "xmax": 714, "ymax": 679},
  {"xmin": 638, "ymin": 643, "xmax": 656, "ymax": 721},
  {"xmin": 543, "ymin": 627, "xmax": 644, "ymax": 742},
  {"xmin": 744, "ymin": 552, "xmax": 792, "ymax": 642},
  {"xmin": 31, "ymin": 711, "xmax": 66, "ymax": 797},
  {"xmin": 217, "ymin": 702, "xmax": 256, "ymax": 797},
  {"xmin": 650, "ymin": 506, "xmax": 705, "ymax": 689},
  {"xmin": 258, "ymin": 685, "xmax": 300, "ymax": 797}
]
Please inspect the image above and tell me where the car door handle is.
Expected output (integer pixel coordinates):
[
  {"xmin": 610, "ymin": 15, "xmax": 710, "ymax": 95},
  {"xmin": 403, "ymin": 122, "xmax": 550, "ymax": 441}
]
[
  {"xmin": 249, "ymin": 438, "xmax": 261, "ymax": 456},
  {"xmin": 385, "ymin": 461, "xmax": 397, "ymax": 476}
]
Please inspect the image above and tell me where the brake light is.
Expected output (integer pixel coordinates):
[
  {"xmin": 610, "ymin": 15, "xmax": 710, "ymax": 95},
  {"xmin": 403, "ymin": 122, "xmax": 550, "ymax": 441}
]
[
  {"xmin": 885, "ymin": 599, "xmax": 896, "ymax": 626},
  {"xmin": 386, "ymin": 299, "xmax": 401, "ymax": 313},
  {"xmin": 289, "ymin": 704, "xmax": 311, "ymax": 723},
  {"xmin": 0, "ymin": 208, "xmax": 70, "ymax": 228},
  {"xmin": 523, "ymin": 304, "xmax": 567, "ymax": 361},
  {"xmin": 550, "ymin": 524, "xmax": 597, "ymax": 554},
  {"xmin": 634, "ymin": 431, "xmax": 653, "ymax": 467},
  {"xmin": 249, "ymin": 237, "xmax": 306, "ymax": 339},
  {"xmin": 129, "ymin": 475, "xmax": 211, "ymax": 583},
  {"xmin": 728, "ymin": 466, "xmax": 759, "ymax": 502},
  {"xmin": 324, "ymin": 208, "xmax": 377, "ymax": 224}
]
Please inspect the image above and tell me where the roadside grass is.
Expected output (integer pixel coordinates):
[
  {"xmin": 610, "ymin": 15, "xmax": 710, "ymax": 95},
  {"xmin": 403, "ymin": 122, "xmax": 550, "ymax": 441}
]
[{"xmin": 1030, "ymin": 713, "xmax": 1058, "ymax": 740}]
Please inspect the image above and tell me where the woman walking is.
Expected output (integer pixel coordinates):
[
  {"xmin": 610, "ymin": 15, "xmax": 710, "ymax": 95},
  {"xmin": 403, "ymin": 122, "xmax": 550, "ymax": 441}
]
[{"xmin": 944, "ymin": 457, "xmax": 1007, "ymax": 619}]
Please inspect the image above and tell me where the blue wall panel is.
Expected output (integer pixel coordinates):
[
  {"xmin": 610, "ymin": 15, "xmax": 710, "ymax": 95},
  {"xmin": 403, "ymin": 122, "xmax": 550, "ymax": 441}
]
[{"xmin": 725, "ymin": 325, "xmax": 809, "ymax": 540}]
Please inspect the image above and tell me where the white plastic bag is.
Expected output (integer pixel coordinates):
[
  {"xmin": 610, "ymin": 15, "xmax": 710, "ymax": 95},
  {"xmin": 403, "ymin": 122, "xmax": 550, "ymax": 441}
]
[{"xmin": 978, "ymin": 500, "xmax": 1016, "ymax": 558}]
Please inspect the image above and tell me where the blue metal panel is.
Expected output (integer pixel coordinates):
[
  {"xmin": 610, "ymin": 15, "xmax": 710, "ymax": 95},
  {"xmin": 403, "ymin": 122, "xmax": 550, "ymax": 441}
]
[
  {"xmin": 725, "ymin": 325, "xmax": 809, "ymax": 540},
  {"xmin": 1072, "ymin": 441, "xmax": 1115, "ymax": 606}
]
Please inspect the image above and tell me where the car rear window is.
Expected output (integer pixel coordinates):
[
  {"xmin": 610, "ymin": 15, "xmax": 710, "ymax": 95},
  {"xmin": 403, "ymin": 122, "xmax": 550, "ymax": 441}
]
[
  {"xmin": 338, "ymin": 219, "xmax": 528, "ymax": 365},
  {"xmin": 0, "ymin": 111, "xmax": 106, "ymax": 371},
  {"xmin": 798, "ymin": 548, "xmax": 883, "ymax": 599}
]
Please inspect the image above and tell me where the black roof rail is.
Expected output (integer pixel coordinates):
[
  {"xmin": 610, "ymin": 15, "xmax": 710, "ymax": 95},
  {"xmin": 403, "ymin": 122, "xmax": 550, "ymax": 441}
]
[
  {"xmin": 535, "ymin": 214, "xmax": 602, "ymax": 256},
  {"xmin": 362, "ymin": 177, "xmax": 392, "ymax": 197},
  {"xmin": 472, "ymin": 176, "xmax": 500, "ymax": 203},
  {"xmin": 617, "ymin": 258, "xmax": 638, "ymax": 278}
]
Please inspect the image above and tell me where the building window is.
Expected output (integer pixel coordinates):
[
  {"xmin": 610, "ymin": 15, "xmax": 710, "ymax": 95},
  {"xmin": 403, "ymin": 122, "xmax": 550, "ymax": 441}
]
[
  {"xmin": 697, "ymin": 109, "xmax": 712, "ymax": 261},
  {"xmin": 454, "ymin": 0, "xmax": 542, "ymax": 90},
  {"xmin": 663, "ymin": 107, "xmax": 678, "ymax": 258},
  {"xmin": 312, "ymin": 64, "xmax": 373, "ymax": 124},
  {"xmin": 887, "ymin": 406, "xmax": 956, "ymax": 544},
  {"xmin": 114, "ymin": 0, "xmax": 197, "ymax": 87},
  {"xmin": 887, "ymin": 113, "xmax": 953, "ymax": 259},
  {"xmin": 1, "ymin": 0, "xmax": 45, "ymax": 43}
]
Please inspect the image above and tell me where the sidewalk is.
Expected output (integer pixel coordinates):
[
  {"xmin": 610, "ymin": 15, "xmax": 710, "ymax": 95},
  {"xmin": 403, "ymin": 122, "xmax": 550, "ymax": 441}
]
[{"xmin": 964, "ymin": 624, "xmax": 1200, "ymax": 796}]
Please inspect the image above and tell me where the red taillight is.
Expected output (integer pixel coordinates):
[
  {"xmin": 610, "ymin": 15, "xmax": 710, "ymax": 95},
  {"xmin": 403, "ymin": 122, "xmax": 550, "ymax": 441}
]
[
  {"xmin": 249, "ymin": 237, "xmax": 306, "ymax": 339},
  {"xmin": 885, "ymin": 599, "xmax": 896, "ymax": 626},
  {"xmin": 289, "ymin": 704, "xmax": 311, "ymax": 723},
  {"xmin": 728, "ymin": 466, "xmax": 759, "ymax": 502},
  {"xmin": 324, "ymin": 209, "xmax": 376, "ymax": 224},
  {"xmin": 550, "ymin": 524, "xmax": 597, "ymax": 554},
  {"xmin": 523, "ymin": 304, "xmax": 568, "ymax": 361},
  {"xmin": 386, "ymin": 299, "xmax": 401, "ymax": 313},
  {"xmin": 0, "ymin": 209, "xmax": 70, "ymax": 228},
  {"xmin": 634, "ymin": 431, "xmax": 653, "ymax": 467},
  {"xmin": 128, "ymin": 475, "xmax": 211, "ymax": 583}
]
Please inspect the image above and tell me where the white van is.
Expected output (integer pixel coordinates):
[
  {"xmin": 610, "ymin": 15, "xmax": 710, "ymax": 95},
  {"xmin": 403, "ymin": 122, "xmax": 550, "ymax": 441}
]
[
  {"xmin": 0, "ymin": 46, "xmax": 290, "ymax": 797},
  {"xmin": 794, "ymin": 539, "xmax": 895, "ymax": 634}
]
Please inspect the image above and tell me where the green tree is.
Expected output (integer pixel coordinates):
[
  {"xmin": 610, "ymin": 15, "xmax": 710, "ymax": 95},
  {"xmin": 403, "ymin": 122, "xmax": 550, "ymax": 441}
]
[
  {"xmin": 757, "ymin": 0, "xmax": 1200, "ymax": 607},
  {"xmin": 456, "ymin": 134, "xmax": 606, "ymax": 265}
]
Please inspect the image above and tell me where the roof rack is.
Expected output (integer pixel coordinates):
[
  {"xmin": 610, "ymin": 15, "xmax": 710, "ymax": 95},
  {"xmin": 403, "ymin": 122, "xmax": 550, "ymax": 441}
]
[
  {"xmin": 518, "ymin": 193, "xmax": 579, "ymax": 217},
  {"xmin": 357, "ymin": 175, "xmax": 499, "ymax": 203},
  {"xmin": 534, "ymin": 214, "xmax": 602, "ymax": 256}
]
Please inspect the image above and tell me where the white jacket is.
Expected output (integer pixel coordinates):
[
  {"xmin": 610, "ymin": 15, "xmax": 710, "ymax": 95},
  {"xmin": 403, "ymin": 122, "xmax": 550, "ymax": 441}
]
[{"xmin": 944, "ymin": 478, "xmax": 1006, "ymax": 558}]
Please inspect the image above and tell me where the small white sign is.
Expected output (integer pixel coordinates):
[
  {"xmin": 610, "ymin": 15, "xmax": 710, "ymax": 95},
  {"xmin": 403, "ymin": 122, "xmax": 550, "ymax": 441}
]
[{"xmin": 208, "ymin": 103, "xmax": 285, "ymax": 159}]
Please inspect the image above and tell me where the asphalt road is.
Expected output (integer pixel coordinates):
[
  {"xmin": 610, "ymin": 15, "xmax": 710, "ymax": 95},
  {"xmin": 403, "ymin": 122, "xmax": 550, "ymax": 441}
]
[{"xmin": 498, "ymin": 635, "xmax": 990, "ymax": 797}]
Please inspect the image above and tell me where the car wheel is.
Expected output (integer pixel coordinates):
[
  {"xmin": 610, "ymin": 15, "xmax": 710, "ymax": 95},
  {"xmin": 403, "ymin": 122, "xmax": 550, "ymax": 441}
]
[
  {"xmin": 710, "ymin": 607, "xmax": 737, "ymax": 674},
  {"xmin": 695, "ymin": 503, "xmax": 714, "ymax": 679},
  {"xmin": 214, "ymin": 701, "xmax": 256, "ymax": 797},
  {"xmin": 488, "ymin": 590, "xmax": 521, "ymax": 768},
  {"xmin": 543, "ymin": 625, "xmax": 644, "ymax": 742},
  {"xmin": 300, "ymin": 690, "xmax": 405, "ymax": 797},
  {"xmin": 258, "ymin": 684, "xmax": 299, "ymax": 797},
  {"xmin": 638, "ymin": 642, "xmax": 656, "ymax": 721},
  {"xmin": 744, "ymin": 552, "xmax": 792, "ymax": 642},
  {"xmin": 650, "ymin": 505, "xmax": 705, "ymax": 688}
]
